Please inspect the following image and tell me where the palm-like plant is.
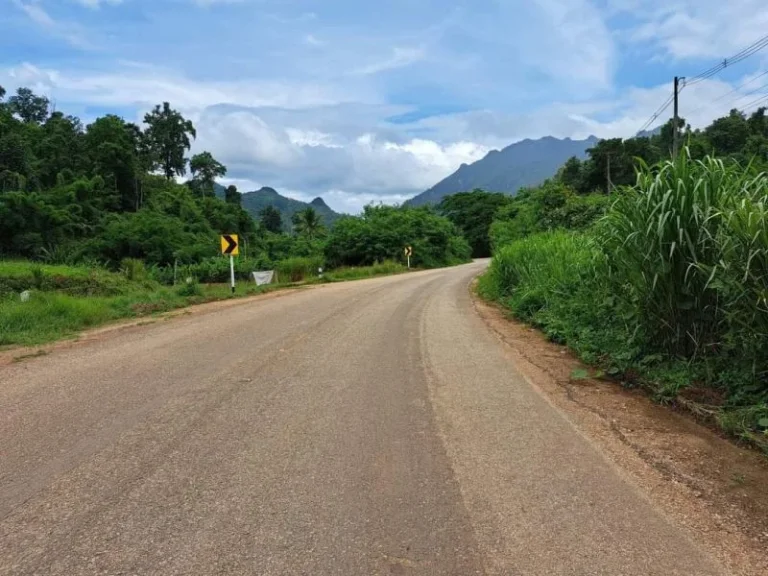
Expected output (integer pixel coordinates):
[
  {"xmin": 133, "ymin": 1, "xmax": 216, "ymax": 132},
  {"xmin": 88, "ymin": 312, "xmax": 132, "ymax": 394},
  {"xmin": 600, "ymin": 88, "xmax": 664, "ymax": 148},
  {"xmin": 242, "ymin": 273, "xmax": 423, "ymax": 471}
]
[{"xmin": 293, "ymin": 207, "xmax": 325, "ymax": 240}]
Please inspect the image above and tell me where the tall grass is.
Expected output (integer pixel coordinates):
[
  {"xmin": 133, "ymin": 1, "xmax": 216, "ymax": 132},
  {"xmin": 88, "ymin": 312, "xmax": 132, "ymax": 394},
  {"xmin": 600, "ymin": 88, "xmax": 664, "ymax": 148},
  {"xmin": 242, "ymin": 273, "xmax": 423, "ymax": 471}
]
[
  {"xmin": 599, "ymin": 155, "xmax": 767, "ymax": 357},
  {"xmin": 275, "ymin": 256, "xmax": 324, "ymax": 283},
  {"xmin": 482, "ymin": 151, "xmax": 768, "ymax": 443}
]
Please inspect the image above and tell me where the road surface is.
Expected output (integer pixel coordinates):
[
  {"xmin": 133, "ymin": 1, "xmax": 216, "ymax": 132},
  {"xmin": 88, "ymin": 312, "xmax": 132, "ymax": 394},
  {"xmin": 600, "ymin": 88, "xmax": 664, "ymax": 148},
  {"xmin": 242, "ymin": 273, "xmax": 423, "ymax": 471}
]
[{"xmin": 0, "ymin": 262, "xmax": 724, "ymax": 575}]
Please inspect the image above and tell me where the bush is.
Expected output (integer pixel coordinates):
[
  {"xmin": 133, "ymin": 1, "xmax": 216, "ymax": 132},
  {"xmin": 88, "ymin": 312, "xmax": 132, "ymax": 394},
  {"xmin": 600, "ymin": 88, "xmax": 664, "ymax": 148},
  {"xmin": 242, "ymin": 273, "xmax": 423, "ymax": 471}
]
[
  {"xmin": 176, "ymin": 281, "xmax": 203, "ymax": 297},
  {"xmin": 490, "ymin": 182, "xmax": 610, "ymax": 252},
  {"xmin": 275, "ymin": 256, "xmax": 323, "ymax": 283},
  {"xmin": 325, "ymin": 205, "xmax": 470, "ymax": 268},
  {"xmin": 0, "ymin": 260, "xmax": 158, "ymax": 297},
  {"xmin": 120, "ymin": 258, "xmax": 147, "ymax": 281}
]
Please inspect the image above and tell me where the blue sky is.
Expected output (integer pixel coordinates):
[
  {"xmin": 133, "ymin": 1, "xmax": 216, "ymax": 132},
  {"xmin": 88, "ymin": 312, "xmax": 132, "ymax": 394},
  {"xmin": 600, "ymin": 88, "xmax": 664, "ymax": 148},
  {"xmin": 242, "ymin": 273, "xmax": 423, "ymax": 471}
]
[{"xmin": 3, "ymin": 0, "xmax": 768, "ymax": 212}]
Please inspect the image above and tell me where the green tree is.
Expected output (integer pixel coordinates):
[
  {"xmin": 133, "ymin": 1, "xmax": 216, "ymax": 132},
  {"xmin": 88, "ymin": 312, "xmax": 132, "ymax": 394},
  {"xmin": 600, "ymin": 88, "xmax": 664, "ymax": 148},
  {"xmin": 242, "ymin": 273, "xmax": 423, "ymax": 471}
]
[
  {"xmin": 85, "ymin": 115, "xmax": 140, "ymax": 211},
  {"xmin": 705, "ymin": 109, "xmax": 749, "ymax": 157},
  {"xmin": 558, "ymin": 157, "xmax": 584, "ymax": 192},
  {"xmin": 259, "ymin": 205, "xmax": 283, "ymax": 233},
  {"xmin": 225, "ymin": 184, "xmax": 241, "ymax": 205},
  {"xmin": 438, "ymin": 189, "xmax": 511, "ymax": 257},
  {"xmin": 143, "ymin": 102, "xmax": 196, "ymax": 180},
  {"xmin": 8, "ymin": 87, "xmax": 49, "ymax": 124},
  {"xmin": 36, "ymin": 112, "xmax": 85, "ymax": 189},
  {"xmin": 292, "ymin": 207, "xmax": 325, "ymax": 240},
  {"xmin": 189, "ymin": 151, "xmax": 226, "ymax": 196}
]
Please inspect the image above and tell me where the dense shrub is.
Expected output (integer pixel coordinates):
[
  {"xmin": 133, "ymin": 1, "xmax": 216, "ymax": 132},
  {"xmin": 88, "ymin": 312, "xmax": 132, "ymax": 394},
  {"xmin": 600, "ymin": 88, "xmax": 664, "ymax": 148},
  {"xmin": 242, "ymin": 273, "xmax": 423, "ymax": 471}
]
[
  {"xmin": 275, "ymin": 256, "xmax": 324, "ymax": 282},
  {"xmin": 490, "ymin": 181, "xmax": 610, "ymax": 251},
  {"xmin": 325, "ymin": 205, "xmax": 471, "ymax": 268}
]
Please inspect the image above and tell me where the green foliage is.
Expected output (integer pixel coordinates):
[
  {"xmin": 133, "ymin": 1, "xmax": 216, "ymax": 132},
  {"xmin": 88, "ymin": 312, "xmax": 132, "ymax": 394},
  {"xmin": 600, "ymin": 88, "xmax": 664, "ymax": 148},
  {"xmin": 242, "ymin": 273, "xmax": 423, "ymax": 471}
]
[
  {"xmin": 489, "ymin": 181, "xmax": 609, "ymax": 250},
  {"xmin": 324, "ymin": 260, "xmax": 406, "ymax": 281},
  {"xmin": 224, "ymin": 184, "xmax": 241, "ymax": 206},
  {"xmin": 325, "ymin": 205, "xmax": 471, "ymax": 268},
  {"xmin": 275, "ymin": 256, "xmax": 324, "ymax": 282},
  {"xmin": 259, "ymin": 205, "xmax": 283, "ymax": 233},
  {"xmin": 291, "ymin": 207, "xmax": 326, "ymax": 240},
  {"xmin": 481, "ymin": 151, "xmax": 768, "ymax": 443},
  {"xmin": 189, "ymin": 151, "xmax": 227, "ymax": 197},
  {"xmin": 438, "ymin": 189, "xmax": 512, "ymax": 257},
  {"xmin": 120, "ymin": 258, "xmax": 148, "ymax": 282},
  {"xmin": 142, "ymin": 102, "xmax": 196, "ymax": 180},
  {"xmin": 176, "ymin": 280, "xmax": 203, "ymax": 297},
  {"xmin": 0, "ymin": 260, "xmax": 157, "ymax": 297}
]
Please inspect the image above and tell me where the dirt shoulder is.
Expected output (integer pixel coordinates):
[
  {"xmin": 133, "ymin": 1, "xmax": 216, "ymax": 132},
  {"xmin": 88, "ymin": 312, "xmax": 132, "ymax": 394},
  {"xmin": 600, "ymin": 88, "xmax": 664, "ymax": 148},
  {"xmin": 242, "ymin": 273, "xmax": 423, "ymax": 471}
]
[
  {"xmin": 0, "ymin": 283, "xmax": 318, "ymax": 367},
  {"xmin": 472, "ymin": 293, "xmax": 768, "ymax": 576}
]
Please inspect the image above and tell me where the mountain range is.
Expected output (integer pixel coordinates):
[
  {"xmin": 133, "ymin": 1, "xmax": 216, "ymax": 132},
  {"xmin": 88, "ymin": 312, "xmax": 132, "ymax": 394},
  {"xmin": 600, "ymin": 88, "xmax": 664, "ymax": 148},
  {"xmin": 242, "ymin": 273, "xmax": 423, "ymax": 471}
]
[
  {"xmin": 407, "ymin": 135, "xmax": 599, "ymax": 206},
  {"xmin": 213, "ymin": 135, "xmax": 600, "ymax": 220},
  {"xmin": 214, "ymin": 184, "xmax": 342, "ymax": 228}
]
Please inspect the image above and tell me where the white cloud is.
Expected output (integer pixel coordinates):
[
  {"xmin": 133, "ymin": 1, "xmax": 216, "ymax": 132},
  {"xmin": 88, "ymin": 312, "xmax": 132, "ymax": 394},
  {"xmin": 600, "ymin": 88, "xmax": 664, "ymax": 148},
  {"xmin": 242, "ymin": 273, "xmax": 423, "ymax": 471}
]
[
  {"xmin": 0, "ymin": 62, "xmax": 356, "ymax": 112},
  {"xmin": 353, "ymin": 47, "xmax": 426, "ymax": 75},
  {"xmin": 304, "ymin": 34, "xmax": 325, "ymax": 47},
  {"xmin": 616, "ymin": 0, "xmax": 768, "ymax": 60},
  {"xmin": 12, "ymin": 0, "xmax": 92, "ymax": 48},
  {"xmin": 73, "ymin": 0, "xmax": 123, "ymax": 8}
]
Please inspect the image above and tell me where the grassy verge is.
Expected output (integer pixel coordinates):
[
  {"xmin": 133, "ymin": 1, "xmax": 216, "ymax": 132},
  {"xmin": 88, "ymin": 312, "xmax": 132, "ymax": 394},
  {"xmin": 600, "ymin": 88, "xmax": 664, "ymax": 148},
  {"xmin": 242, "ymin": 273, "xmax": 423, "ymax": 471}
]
[
  {"xmin": 0, "ymin": 259, "xmax": 413, "ymax": 348},
  {"xmin": 479, "ymin": 191, "xmax": 768, "ymax": 453}
]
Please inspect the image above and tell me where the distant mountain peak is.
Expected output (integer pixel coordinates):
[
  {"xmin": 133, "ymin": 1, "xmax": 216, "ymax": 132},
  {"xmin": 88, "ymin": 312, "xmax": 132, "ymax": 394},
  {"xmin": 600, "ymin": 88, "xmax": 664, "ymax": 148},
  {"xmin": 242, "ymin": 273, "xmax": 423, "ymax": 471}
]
[
  {"xmin": 238, "ymin": 186, "xmax": 342, "ymax": 229},
  {"xmin": 406, "ymin": 135, "xmax": 599, "ymax": 206}
]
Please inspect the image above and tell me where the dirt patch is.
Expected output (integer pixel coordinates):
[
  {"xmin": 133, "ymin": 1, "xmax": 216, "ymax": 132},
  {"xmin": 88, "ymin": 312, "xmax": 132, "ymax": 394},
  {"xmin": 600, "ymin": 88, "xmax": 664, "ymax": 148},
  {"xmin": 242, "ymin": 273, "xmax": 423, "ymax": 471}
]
[{"xmin": 472, "ymin": 293, "xmax": 768, "ymax": 576}]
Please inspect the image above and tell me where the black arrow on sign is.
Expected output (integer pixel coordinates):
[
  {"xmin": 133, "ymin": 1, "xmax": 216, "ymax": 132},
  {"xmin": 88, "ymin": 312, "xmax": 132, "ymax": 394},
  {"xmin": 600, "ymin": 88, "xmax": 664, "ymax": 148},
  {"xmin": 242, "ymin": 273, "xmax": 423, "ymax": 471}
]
[{"xmin": 222, "ymin": 234, "xmax": 238, "ymax": 255}]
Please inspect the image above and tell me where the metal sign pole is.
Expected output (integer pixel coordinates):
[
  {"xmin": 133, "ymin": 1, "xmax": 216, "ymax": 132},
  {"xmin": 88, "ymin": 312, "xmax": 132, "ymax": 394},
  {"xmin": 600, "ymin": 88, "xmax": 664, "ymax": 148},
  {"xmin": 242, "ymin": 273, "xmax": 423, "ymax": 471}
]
[{"xmin": 230, "ymin": 254, "xmax": 235, "ymax": 294}]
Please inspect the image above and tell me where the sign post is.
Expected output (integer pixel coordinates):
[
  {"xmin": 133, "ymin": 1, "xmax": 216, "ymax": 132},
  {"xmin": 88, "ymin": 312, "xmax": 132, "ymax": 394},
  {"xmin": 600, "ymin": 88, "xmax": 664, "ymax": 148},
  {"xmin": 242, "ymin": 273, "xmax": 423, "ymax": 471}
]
[
  {"xmin": 220, "ymin": 234, "xmax": 239, "ymax": 293},
  {"xmin": 404, "ymin": 246, "xmax": 413, "ymax": 269}
]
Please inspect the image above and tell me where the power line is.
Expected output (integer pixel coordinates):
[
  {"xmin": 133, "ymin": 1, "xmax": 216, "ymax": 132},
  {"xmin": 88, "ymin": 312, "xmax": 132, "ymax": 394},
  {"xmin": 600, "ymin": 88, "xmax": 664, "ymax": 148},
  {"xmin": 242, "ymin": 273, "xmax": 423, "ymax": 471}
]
[
  {"xmin": 685, "ymin": 72, "xmax": 768, "ymax": 117},
  {"xmin": 637, "ymin": 32, "xmax": 768, "ymax": 135},
  {"xmin": 738, "ymin": 93, "xmax": 768, "ymax": 114},
  {"xmin": 684, "ymin": 33, "xmax": 768, "ymax": 87},
  {"xmin": 638, "ymin": 94, "xmax": 674, "ymax": 133}
]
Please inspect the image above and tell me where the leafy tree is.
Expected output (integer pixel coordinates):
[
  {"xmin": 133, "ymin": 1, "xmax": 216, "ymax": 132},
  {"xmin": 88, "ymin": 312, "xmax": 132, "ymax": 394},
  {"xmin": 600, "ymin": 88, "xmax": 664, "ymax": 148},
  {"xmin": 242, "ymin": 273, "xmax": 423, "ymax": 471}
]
[
  {"xmin": 189, "ymin": 151, "xmax": 226, "ymax": 196},
  {"xmin": 8, "ymin": 87, "xmax": 49, "ymax": 124},
  {"xmin": 292, "ymin": 207, "xmax": 325, "ymax": 240},
  {"xmin": 558, "ymin": 157, "xmax": 584, "ymax": 192},
  {"xmin": 0, "ymin": 85, "xmax": 6, "ymax": 101},
  {"xmin": 37, "ymin": 112, "xmax": 85, "ymax": 189},
  {"xmin": 438, "ymin": 189, "xmax": 511, "ymax": 257},
  {"xmin": 143, "ymin": 102, "xmax": 196, "ymax": 180},
  {"xmin": 225, "ymin": 184, "xmax": 241, "ymax": 206},
  {"xmin": 85, "ymin": 115, "xmax": 140, "ymax": 211},
  {"xmin": 705, "ymin": 109, "xmax": 749, "ymax": 157},
  {"xmin": 259, "ymin": 205, "xmax": 283, "ymax": 233}
]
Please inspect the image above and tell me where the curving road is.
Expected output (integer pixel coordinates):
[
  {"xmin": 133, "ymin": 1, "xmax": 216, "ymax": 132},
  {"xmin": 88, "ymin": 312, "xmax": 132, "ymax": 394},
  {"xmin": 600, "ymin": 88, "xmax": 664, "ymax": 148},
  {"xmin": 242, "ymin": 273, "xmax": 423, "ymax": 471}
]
[{"xmin": 0, "ymin": 261, "xmax": 724, "ymax": 575}]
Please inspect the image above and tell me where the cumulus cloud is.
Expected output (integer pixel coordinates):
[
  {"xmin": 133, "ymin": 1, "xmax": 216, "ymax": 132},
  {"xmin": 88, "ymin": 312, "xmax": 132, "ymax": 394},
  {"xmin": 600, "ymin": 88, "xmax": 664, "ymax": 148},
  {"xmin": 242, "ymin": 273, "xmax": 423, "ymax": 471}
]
[
  {"xmin": 4, "ymin": 0, "xmax": 768, "ymax": 213},
  {"xmin": 614, "ymin": 0, "xmax": 768, "ymax": 60}
]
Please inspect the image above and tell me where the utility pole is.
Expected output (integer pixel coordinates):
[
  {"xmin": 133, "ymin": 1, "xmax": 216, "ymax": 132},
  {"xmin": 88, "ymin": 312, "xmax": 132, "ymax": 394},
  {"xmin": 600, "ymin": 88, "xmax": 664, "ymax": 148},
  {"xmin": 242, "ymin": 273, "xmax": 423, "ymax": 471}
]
[
  {"xmin": 606, "ymin": 153, "xmax": 613, "ymax": 193},
  {"xmin": 673, "ymin": 76, "xmax": 681, "ymax": 157}
]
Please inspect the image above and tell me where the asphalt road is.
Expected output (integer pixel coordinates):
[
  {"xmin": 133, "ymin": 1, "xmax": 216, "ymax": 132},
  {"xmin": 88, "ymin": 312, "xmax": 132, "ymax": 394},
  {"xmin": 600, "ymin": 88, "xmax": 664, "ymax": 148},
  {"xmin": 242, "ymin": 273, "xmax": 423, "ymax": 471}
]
[{"xmin": 0, "ymin": 261, "xmax": 724, "ymax": 575}]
